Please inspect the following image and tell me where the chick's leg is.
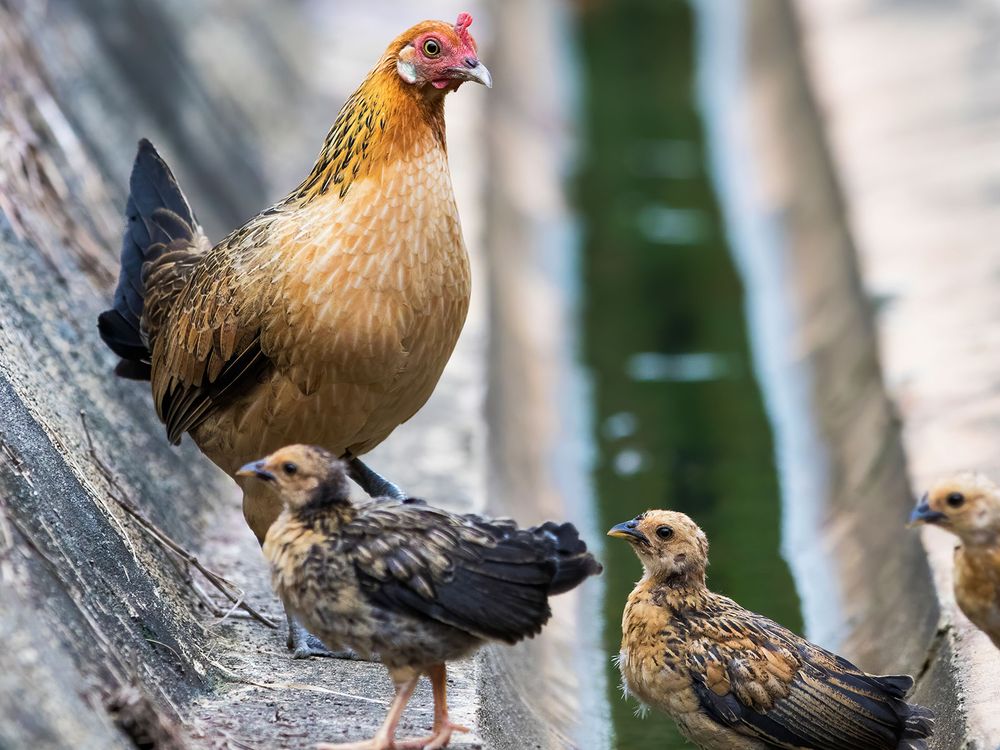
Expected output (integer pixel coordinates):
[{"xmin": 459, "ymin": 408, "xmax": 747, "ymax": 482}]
[
  {"xmin": 397, "ymin": 664, "xmax": 469, "ymax": 750},
  {"xmin": 347, "ymin": 455, "xmax": 406, "ymax": 500},
  {"xmin": 317, "ymin": 671, "xmax": 420, "ymax": 750}
]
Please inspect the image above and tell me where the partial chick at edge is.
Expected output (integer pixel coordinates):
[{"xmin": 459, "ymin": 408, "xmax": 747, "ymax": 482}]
[{"xmin": 911, "ymin": 473, "xmax": 1000, "ymax": 650}]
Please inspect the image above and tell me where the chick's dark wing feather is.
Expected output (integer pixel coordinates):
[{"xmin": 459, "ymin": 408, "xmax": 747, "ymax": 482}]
[
  {"xmin": 345, "ymin": 504, "xmax": 562, "ymax": 644},
  {"xmin": 688, "ymin": 606, "xmax": 917, "ymax": 750}
]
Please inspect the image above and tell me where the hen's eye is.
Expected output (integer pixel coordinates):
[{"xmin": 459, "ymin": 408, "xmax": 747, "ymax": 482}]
[
  {"xmin": 656, "ymin": 525, "xmax": 673, "ymax": 540},
  {"xmin": 282, "ymin": 462, "xmax": 298, "ymax": 476},
  {"xmin": 423, "ymin": 38, "xmax": 441, "ymax": 57},
  {"xmin": 946, "ymin": 492, "xmax": 965, "ymax": 508}
]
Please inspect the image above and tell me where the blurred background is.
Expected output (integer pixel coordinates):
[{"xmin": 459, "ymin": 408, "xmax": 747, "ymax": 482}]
[
  {"xmin": 576, "ymin": 3, "xmax": 799, "ymax": 747},
  {"xmin": 1, "ymin": 0, "xmax": 998, "ymax": 748}
]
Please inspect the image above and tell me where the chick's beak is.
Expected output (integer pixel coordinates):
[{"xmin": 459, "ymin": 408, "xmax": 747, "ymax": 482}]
[
  {"xmin": 908, "ymin": 501, "xmax": 946, "ymax": 527},
  {"xmin": 236, "ymin": 459, "xmax": 275, "ymax": 481},
  {"xmin": 608, "ymin": 521, "xmax": 649, "ymax": 545},
  {"xmin": 452, "ymin": 58, "xmax": 492, "ymax": 88}
]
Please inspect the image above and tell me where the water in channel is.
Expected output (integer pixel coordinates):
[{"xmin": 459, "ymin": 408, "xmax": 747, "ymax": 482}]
[{"xmin": 575, "ymin": 1, "xmax": 803, "ymax": 747}]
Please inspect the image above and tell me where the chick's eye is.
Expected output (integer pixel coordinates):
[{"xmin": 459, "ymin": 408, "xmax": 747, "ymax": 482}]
[
  {"xmin": 656, "ymin": 525, "xmax": 674, "ymax": 540},
  {"xmin": 423, "ymin": 38, "xmax": 441, "ymax": 57},
  {"xmin": 946, "ymin": 492, "xmax": 965, "ymax": 508},
  {"xmin": 282, "ymin": 462, "xmax": 298, "ymax": 476}
]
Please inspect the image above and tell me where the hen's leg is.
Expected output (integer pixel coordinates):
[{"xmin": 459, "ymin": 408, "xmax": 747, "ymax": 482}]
[
  {"xmin": 397, "ymin": 664, "xmax": 470, "ymax": 750},
  {"xmin": 316, "ymin": 672, "xmax": 420, "ymax": 750},
  {"xmin": 347, "ymin": 456, "xmax": 406, "ymax": 500},
  {"xmin": 286, "ymin": 611, "xmax": 358, "ymax": 660}
]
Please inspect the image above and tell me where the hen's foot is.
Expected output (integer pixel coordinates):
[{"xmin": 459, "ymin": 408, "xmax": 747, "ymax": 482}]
[{"xmin": 287, "ymin": 616, "xmax": 357, "ymax": 660}]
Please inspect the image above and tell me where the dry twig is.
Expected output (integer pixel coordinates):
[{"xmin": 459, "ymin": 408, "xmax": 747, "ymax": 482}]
[
  {"xmin": 80, "ymin": 411, "xmax": 278, "ymax": 629},
  {"xmin": 205, "ymin": 657, "xmax": 388, "ymax": 706}
]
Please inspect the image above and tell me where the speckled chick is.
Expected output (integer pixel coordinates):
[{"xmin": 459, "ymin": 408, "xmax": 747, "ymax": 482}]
[
  {"xmin": 241, "ymin": 444, "xmax": 603, "ymax": 750},
  {"xmin": 910, "ymin": 473, "xmax": 1000, "ymax": 650},
  {"xmin": 609, "ymin": 510, "xmax": 934, "ymax": 750}
]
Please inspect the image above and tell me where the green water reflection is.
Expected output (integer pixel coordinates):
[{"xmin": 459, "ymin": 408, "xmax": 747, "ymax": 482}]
[{"xmin": 576, "ymin": 1, "xmax": 803, "ymax": 747}]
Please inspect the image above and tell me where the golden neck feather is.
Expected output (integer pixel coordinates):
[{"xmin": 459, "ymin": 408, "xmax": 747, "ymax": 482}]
[{"xmin": 290, "ymin": 59, "xmax": 448, "ymax": 204}]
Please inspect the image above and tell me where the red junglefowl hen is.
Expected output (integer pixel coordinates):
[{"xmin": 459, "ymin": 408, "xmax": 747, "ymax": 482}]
[
  {"xmin": 97, "ymin": 14, "xmax": 490, "ymax": 657},
  {"xmin": 238, "ymin": 444, "xmax": 603, "ymax": 750},
  {"xmin": 609, "ymin": 511, "xmax": 934, "ymax": 750}
]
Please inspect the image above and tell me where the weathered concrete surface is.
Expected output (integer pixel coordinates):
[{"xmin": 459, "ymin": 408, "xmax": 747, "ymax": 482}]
[
  {"xmin": 0, "ymin": 0, "xmax": 507, "ymax": 746},
  {"xmin": 790, "ymin": 0, "xmax": 1000, "ymax": 746}
]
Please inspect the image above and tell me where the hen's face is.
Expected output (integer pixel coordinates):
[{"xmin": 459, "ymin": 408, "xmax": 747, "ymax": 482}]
[
  {"xmin": 911, "ymin": 473, "xmax": 1000, "ymax": 544},
  {"xmin": 608, "ymin": 510, "xmax": 709, "ymax": 580},
  {"xmin": 394, "ymin": 13, "xmax": 491, "ymax": 91},
  {"xmin": 236, "ymin": 444, "xmax": 350, "ymax": 509}
]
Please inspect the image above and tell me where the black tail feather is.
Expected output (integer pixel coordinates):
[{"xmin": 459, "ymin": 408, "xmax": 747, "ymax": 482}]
[
  {"xmin": 870, "ymin": 673, "xmax": 933, "ymax": 749},
  {"xmin": 532, "ymin": 521, "xmax": 603, "ymax": 595},
  {"xmin": 98, "ymin": 139, "xmax": 196, "ymax": 364},
  {"xmin": 898, "ymin": 701, "xmax": 934, "ymax": 749},
  {"xmin": 874, "ymin": 673, "xmax": 913, "ymax": 697}
]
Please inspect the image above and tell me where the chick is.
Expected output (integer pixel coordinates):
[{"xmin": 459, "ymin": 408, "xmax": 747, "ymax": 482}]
[
  {"xmin": 239, "ymin": 445, "xmax": 602, "ymax": 750},
  {"xmin": 609, "ymin": 510, "xmax": 934, "ymax": 750},
  {"xmin": 909, "ymin": 473, "xmax": 1000, "ymax": 649}
]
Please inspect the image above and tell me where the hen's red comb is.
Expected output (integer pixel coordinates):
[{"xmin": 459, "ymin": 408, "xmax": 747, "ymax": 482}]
[{"xmin": 454, "ymin": 12, "xmax": 474, "ymax": 46}]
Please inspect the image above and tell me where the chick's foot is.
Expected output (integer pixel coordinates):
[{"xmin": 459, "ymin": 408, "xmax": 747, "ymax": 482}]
[
  {"xmin": 315, "ymin": 740, "xmax": 391, "ymax": 750},
  {"xmin": 396, "ymin": 721, "xmax": 470, "ymax": 750},
  {"xmin": 316, "ymin": 741, "xmax": 392, "ymax": 750}
]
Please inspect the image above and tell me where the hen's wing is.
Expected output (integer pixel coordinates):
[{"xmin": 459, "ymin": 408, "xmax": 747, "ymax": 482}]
[
  {"xmin": 148, "ymin": 238, "xmax": 272, "ymax": 445},
  {"xmin": 343, "ymin": 503, "xmax": 598, "ymax": 643},
  {"xmin": 148, "ymin": 223, "xmax": 419, "ymax": 443},
  {"xmin": 687, "ymin": 602, "xmax": 931, "ymax": 750}
]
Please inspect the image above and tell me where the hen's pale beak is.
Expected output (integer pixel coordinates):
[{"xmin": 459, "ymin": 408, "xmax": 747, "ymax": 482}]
[
  {"xmin": 236, "ymin": 459, "xmax": 274, "ymax": 481},
  {"xmin": 452, "ymin": 59, "xmax": 492, "ymax": 88}
]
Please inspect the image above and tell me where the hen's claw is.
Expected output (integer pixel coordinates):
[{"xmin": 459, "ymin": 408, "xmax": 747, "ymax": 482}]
[{"xmin": 287, "ymin": 615, "xmax": 357, "ymax": 660}]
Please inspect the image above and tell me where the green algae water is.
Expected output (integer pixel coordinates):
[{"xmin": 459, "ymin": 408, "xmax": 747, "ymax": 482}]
[{"xmin": 575, "ymin": 1, "xmax": 803, "ymax": 747}]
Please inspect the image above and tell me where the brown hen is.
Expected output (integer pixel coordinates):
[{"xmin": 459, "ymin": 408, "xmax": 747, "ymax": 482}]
[
  {"xmin": 239, "ymin": 444, "xmax": 602, "ymax": 749},
  {"xmin": 97, "ymin": 14, "xmax": 490, "ymax": 656},
  {"xmin": 910, "ymin": 473, "xmax": 1000, "ymax": 650},
  {"xmin": 609, "ymin": 510, "xmax": 934, "ymax": 750}
]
